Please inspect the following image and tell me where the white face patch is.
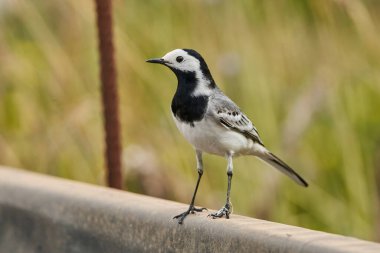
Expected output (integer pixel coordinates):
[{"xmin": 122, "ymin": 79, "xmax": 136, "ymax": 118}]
[
  {"xmin": 161, "ymin": 49, "xmax": 213, "ymax": 96},
  {"xmin": 162, "ymin": 49, "xmax": 201, "ymax": 73}
]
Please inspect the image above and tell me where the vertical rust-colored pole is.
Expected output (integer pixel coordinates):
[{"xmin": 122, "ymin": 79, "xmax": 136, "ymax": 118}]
[{"xmin": 94, "ymin": 0, "xmax": 122, "ymax": 189}]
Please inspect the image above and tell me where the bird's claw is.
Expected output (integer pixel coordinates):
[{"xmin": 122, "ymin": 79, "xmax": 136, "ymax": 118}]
[
  {"xmin": 208, "ymin": 204, "xmax": 232, "ymax": 219},
  {"xmin": 173, "ymin": 205, "xmax": 207, "ymax": 224},
  {"xmin": 190, "ymin": 207, "xmax": 207, "ymax": 214}
]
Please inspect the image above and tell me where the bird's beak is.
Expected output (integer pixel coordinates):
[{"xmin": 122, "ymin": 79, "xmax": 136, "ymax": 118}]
[{"xmin": 146, "ymin": 58, "xmax": 168, "ymax": 65}]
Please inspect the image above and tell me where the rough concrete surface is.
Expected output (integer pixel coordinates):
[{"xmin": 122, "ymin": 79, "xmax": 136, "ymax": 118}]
[{"xmin": 0, "ymin": 166, "xmax": 379, "ymax": 253}]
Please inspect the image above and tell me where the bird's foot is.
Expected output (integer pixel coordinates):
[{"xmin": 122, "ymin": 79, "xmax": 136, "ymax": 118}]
[
  {"xmin": 173, "ymin": 205, "xmax": 207, "ymax": 224},
  {"xmin": 208, "ymin": 203, "xmax": 232, "ymax": 219}
]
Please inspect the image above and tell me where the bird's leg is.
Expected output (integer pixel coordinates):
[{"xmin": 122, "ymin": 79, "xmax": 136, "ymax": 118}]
[
  {"xmin": 173, "ymin": 150, "xmax": 207, "ymax": 224},
  {"xmin": 209, "ymin": 153, "xmax": 233, "ymax": 219}
]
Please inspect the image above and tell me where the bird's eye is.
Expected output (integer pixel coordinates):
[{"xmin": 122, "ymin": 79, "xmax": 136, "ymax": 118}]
[{"xmin": 176, "ymin": 56, "xmax": 184, "ymax": 63}]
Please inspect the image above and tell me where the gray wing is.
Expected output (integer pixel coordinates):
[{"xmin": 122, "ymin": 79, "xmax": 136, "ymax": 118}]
[{"xmin": 208, "ymin": 91, "xmax": 264, "ymax": 146}]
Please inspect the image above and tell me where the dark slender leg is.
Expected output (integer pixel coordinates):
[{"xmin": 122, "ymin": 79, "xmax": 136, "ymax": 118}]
[
  {"xmin": 173, "ymin": 150, "xmax": 207, "ymax": 224},
  {"xmin": 209, "ymin": 153, "xmax": 233, "ymax": 219},
  {"xmin": 225, "ymin": 172, "xmax": 233, "ymax": 218}
]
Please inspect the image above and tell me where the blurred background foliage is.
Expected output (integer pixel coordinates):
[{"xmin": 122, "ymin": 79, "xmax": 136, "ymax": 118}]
[{"xmin": 1, "ymin": 0, "xmax": 380, "ymax": 241}]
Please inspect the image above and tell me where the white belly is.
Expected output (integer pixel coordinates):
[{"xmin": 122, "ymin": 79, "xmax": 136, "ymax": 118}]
[{"xmin": 173, "ymin": 115, "xmax": 257, "ymax": 156}]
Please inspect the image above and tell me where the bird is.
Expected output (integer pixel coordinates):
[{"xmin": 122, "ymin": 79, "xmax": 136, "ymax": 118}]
[{"xmin": 146, "ymin": 49, "xmax": 308, "ymax": 224}]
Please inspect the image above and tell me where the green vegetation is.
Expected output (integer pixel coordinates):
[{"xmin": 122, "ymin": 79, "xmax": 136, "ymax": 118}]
[{"xmin": 1, "ymin": 0, "xmax": 380, "ymax": 241}]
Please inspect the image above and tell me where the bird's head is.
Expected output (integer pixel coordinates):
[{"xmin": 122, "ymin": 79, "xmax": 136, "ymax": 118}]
[
  {"xmin": 146, "ymin": 49, "xmax": 205, "ymax": 72},
  {"xmin": 146, "ymin": 49, "xmax": 215, "ymax": 88}
]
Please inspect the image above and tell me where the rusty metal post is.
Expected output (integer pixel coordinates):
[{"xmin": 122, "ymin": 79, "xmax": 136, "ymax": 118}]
[{"xmin": 94, "ymin": 0, "xmax": 122, "ymax": 189}]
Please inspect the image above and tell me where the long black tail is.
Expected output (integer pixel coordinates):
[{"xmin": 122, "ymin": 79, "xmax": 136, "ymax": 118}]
[{"xmin": 259, "ymin": 151, "xmax": 308, "ymax": 187}]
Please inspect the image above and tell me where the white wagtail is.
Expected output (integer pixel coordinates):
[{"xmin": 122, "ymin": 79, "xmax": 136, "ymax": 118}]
[{"xmin": 146, "ymin": 49, "xmax": 308, "ymax": 224}]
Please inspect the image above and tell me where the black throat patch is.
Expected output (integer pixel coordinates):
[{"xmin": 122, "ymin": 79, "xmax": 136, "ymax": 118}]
[{"xmin": 171, "ymin": 70, "xmax": 209, "ymax": 127}]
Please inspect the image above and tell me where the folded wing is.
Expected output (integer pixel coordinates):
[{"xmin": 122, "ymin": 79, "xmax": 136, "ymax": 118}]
[{"xmin": 209, "ymin": 91, "xmax": 264, "ymax": 146}]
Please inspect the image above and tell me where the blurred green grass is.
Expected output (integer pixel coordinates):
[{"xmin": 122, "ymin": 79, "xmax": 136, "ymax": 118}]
[{"xmin": 1, "ymin": 0, "xmax": 380, "ymax": 241}]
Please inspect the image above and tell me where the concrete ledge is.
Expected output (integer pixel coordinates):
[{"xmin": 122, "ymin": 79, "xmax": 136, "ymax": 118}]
[{"xmin": 0, "ymin": 167, "xmax": 379, "ymax": 253}]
